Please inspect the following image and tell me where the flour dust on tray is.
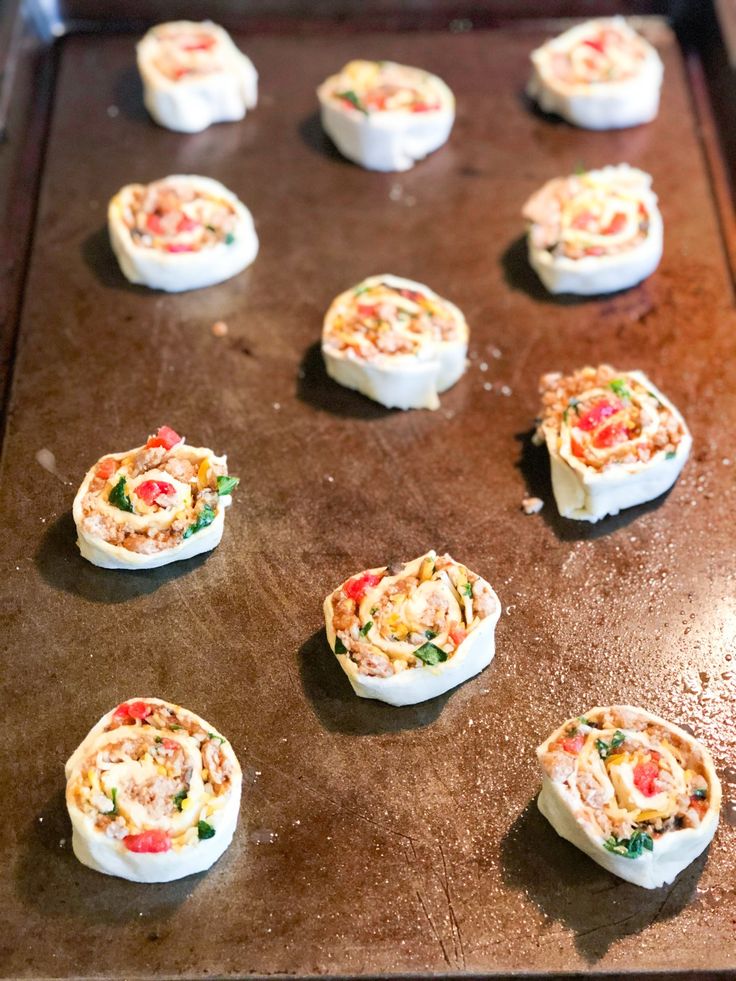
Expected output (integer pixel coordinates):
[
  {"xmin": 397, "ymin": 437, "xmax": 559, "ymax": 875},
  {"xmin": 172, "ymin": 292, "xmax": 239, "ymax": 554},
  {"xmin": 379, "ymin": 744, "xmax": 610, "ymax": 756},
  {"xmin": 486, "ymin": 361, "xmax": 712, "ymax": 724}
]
[
  {"xmin": 322, "ymin": 274, "xmax": 469, "ymax": 410},
  {"xmin": 522, "ymin": 164, "xmax": 662, "ymax": 295},
  {"xmin": 534, "ymin": 365, "xmax": 691, "ymax": 522},
  {"xmin": 108, "ymin": 175, "xmax": 258, "ymax": 291},
  {"xmin": 528, "ymin": 17, "xmax": 663, "ymax": 129},
  {"xmin": 537, "ymin": 706, "xmax": 721, "ymax": 888},
  {"xmin": 137, "ymin": 20, "xmax": 257, "ymax": 133},
  {"xmin": 317, "ymin": 60, "xmax": 454, "ymax": 171},
  {"xmin": 73, "ymin": 425, "xmax": 240, "ymax": 569},
  {"xmin": 65, "ymin": 698, "xmax": 242, "ymax": 882},
  {"xmin": 324, "ymin": 550, "xmax": 501, "ymax": 706}
]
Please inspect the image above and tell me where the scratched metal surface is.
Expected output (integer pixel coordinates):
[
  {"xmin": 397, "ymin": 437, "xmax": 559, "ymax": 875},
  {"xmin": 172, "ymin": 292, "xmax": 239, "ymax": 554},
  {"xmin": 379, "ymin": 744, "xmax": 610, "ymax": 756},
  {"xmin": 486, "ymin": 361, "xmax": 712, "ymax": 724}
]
[{"xmin": 1, "ymin": 20, "xmax": 736, "ymax": 980}]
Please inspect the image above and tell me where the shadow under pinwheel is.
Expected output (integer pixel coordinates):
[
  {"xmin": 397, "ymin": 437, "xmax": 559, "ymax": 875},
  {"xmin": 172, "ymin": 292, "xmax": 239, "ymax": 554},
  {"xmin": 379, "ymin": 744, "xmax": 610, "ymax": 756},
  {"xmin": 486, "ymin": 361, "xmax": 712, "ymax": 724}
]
[
  {"xmin": 499, "ymin": 798, "xmax": 705, "ymax": 964},
  {"xmin": 297, "ymin": 341, "xmax": 395, "ymax": 421},
  {"xmin": 515, "ymin": 428, "xmax": 674, "ymax": 542},
  {"xmin": 299, "ymin": 628, "xmax": 453, "ymax": 735},
  {"xmin": 14, "ymin": 788, "xmax": 213, "ymax": 926},
  {"xmin": 34, "ymin": 511, "xmax": 213, "ymax": 603}
]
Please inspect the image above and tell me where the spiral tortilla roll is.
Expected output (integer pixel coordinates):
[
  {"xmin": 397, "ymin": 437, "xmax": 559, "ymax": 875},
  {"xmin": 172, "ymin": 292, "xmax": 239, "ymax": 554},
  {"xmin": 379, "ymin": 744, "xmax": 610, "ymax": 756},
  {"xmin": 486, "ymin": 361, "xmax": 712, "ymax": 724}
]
[
  {"xmin": 324, "ymin": 550, "xmax": 501, "ymax": 706},
  {"xmin": 73, "ymin": 425, "xmax": 240, "ymax": 570},
  {"xmin": 528, "ymin": 18, "xmax": 663, "ymax": 130},
  {"xmin": 523, "ymin": 165, "xmax": 662, "ymax": 295},
  {"xmin": 65, "ymin": 698, "xmax": 242, "ymax": 883},
  {"xmin": 317, "ymin": 60, "xmax": 454, "ymax": 171},
  {"xmin": 534, "ymin": 365, "xmax": 691, "ymax": 522},
  {"xmin": 537, "ymin": 706, "xmax": 721, "ymax": 889},
  {"xmin": 322, "ymin": 275, "xmax": 469, "ymax": 410},
  {"xmin": 137, "ymin": 21, "xmax": 257, "ymax": 133},
  {"xmin": 108, "ymin": 175, "xmax": 258, "ymax": 292}
]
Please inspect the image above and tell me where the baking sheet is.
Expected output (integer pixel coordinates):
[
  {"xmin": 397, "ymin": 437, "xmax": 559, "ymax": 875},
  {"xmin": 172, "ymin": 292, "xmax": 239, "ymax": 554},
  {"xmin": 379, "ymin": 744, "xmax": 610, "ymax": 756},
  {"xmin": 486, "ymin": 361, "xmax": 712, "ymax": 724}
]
[{"xmin": 1, "ymin": 20, "xmax": 736, "ymax": 979}]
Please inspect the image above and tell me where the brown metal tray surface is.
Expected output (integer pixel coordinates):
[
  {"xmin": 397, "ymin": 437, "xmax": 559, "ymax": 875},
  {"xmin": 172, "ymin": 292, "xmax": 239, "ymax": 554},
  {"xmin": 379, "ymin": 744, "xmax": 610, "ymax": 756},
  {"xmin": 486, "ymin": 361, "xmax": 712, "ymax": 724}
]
[{"xmin": 1, "ymin": 19, "xmax": 736, "ymax": 981}]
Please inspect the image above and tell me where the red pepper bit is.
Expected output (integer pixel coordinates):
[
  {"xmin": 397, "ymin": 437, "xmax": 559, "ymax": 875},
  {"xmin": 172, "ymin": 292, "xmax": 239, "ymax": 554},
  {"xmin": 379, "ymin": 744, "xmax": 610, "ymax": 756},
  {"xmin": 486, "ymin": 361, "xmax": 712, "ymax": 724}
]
[
  {"xmin": 146, "ymin": 426, "xmax": 182, "ymax": 450},
  {"xmin": 123, "ymin": 829, "xmax": 172, "ymax": 853},
  {"xmin": 633, "ymin": 760, "xmax": 661, "ymax": 797},
  {"xmin": 136, "ymin": 479, "xmax": 176, "ymax": 507},
  {"xmin": 576, "ymin": 399, "xmax": 622, "ymax": 432},
  {"xmin": 592, "ymin": 420, "xmax": 630, "ymax": 449},
  {"xmin": 95, "ymin": 457, "xmax": 118, "ymax": 481},
  {"xmin": 560, "ymin": 732, "xmax": 585, "ymax": 754},
  {"xmin": 113, "ymin": 701, "xmax": 152, "ymax": 723},
  {"xmin": 344, "ymin": 572, "xmax": 384, "ymax": 602},
  {"xmin": 602, "ymin": 212, "xmax": 627, "ymax": 236}
]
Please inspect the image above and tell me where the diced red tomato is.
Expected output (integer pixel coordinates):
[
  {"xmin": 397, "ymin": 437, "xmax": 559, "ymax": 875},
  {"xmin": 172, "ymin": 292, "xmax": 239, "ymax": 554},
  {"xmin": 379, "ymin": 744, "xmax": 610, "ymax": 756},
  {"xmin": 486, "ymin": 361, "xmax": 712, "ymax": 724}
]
[
  {"xmin": 583, "ymin": 37, "xmax": 605, "ymax": 53},
  {"xmin": 344, "ymin": 572, "xmax": 383, "ymax": 602},
  {"xmin": 95, "ymin": 457, "xmax": 118, "ymax": 481},
  {"xmin": 571, "ymin": 435, "xmax": 586, "ymax": 459},
  {"xmin": 399, "ymin": 289, "xmax": 423, "ymax": 302},
  {"xmin": 638, "ymin": 203, "xmax": 649, "ymax": 219},
  {"xmin": 576, "ymin": 399, "xmax": 622, "ymax": 432},
  {"xmin": 166, "ymin": 243, "xmax": 195, "ymax": 253},
  {"xmin": 570, "ymin": 211, "xmax": 595, "ymax": 231},
  {"xmin": 180, "ymin": 36, "xmax": 216, "ymax": 51},
  {"xmin": 602, "ymin": 212, "xmax": 627, "ymax": 236},
  {"xmin": 113, "ymin": 701, "xmax": 152, "ymax": 723},
  {"xmin": 449, "ymin": 626, "xmax": 467, "ymax": 646},
  {"xmin": 146, "ymin": 213, "xmax": 165, "ymax": 236},
  {"xmin": 584, "ymin": 246, "xmax": 605, "ymax": 257},
  {"xmin": 146, "ymin": 426, "xmax": 181, "ymax": 450},
  {"xmin": 690, "ymin": 795, "xmax": 708, "ymax": 815},
  {"xmin": 592, "ymin": 420, "xmax": 630, "ymax": 448},
  {"xmin": 633, "ymin": 760, "xmax": 661, "ymax": 797},
  {"xmin": 136, "ymin": 479, "xmax": 176, "ymax": 506},
  {"xmin": 411, "ymin": 101, "xmax": 438, "ymax": 113},
  {"xmin": 123, "ymin": 829, "xmax": 171, "ymax": 853},
  {"xmin": 161, "ymin": 738, "xmax": 180, "ymax": 752},
  {"xmin": 357, "ymin": 304, "xmax": 380, "ymax": 319},
  {"xmin": 176, "ymin": 215, "xmax": 198, "ymax": 234},
  {"xmin": 561, "ymin": 733, "xmax": 585, "ymax": 754}
]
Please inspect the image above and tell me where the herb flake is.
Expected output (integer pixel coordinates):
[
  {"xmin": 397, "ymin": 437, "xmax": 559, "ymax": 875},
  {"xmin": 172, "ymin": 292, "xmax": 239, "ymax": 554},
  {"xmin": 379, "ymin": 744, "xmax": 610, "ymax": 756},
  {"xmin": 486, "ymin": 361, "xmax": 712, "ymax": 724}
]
[
  {"xmin": 108, "ymin": 476, "xmax": 134, "ymax": 513},
  {"xmin": 183, "ymin": 505, "xmax": 216, "ymax": 539},
  {"xmin": 337, "ymin": 89, "xmax": 367, "ymax": 114},
  {"xmin": 414, "ymin": 641, "xmax": 448, "ymax": 666},
  {"xmin": 359, "ymin": 621, "xmax": 373, "ymax": 637},
  {"xmin": 173, "ymin": 789, "xmax": 188, "ymax": 812},
  {"xmin": 216, "ymin": 474, "xmax": 240, "ymax": 496},
  {"xmin": 603, "ymin": 830, "xmax": 653, "ymax": 859},
  {"xmin": 334, "ymin": 636, "xmax": 347, "ymax": 654},
  {"xmin": 596, "ymin": 730, "xmax": 625, "ymax": 759},
  {"xmin": 197, "ymin": 820, "xmax": 216, "ymax": 840},
  {"xmin": 110, "ymin": 787, "xmax": 118, "ymax": 815},
  {"xmin": 608, "ymin": 379, "xmax": 631, "ymax": 400}
]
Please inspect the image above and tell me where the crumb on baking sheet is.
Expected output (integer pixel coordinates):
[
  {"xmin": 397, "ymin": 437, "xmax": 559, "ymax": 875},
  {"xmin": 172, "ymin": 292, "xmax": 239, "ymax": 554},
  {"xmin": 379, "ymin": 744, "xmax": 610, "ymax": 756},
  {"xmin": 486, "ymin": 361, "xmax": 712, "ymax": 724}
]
[
  {"xmin": 522, "ymin": 496, "xmax": 544, "ymax": 514},
  {"xmin": 212, "ymin": 320, "xmax": 228, "ymax": 337}
]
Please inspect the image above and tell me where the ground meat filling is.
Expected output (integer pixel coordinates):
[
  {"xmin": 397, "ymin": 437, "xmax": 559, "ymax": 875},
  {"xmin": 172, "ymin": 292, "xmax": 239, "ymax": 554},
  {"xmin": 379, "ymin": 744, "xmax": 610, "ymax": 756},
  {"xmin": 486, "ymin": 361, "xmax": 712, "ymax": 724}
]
[
  {"xmin": 121, "ymin": 179, "xmax": 238, "ymax": 254},
  {"xmin": 541, "ymin": 707, "xmax": 713, "ymax": 848},
  {"xmin": 331, "ymin": 552, "xmax": 496, "ymax": 677},
  {"xmin": 327, "ymin": 61, "xmax": 442, "ymax": 115},
  {"xmin": 81, "ymin": 435, "xmax": 228, "ymax": 554},
  {"xmin": 535, "ymin": 364, "xmax": 686, "ymax": 470},
  {"xmin": 150, "ymin": 25, "xmax": 225, "ymax": 82},
  {"xmin": 324, "ymin": 280, "xmax": 465, "ymax": 362},
  {"xmin": 523, "ymin": 170, "xmax": 651, "ymax": 261},
  {"xmin": 546, "ymin": 23, "xmax": 649, "ymax": 86}
]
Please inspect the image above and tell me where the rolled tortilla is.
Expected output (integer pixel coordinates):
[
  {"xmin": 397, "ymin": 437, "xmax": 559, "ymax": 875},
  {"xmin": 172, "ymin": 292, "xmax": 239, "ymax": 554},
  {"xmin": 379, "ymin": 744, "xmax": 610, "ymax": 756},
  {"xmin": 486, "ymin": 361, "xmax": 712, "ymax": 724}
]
[
  {"xmin": 73, "ymin": 425, "xmax": 239, "ymax": 570},
  {"xmin": 137, "ymin": 20, "xmax": 257, "ymax": 133},
  {"xmin": 317, "ymin": 59, "xmax": 454, "ymax": 171},
  {"xmin": 528, "ymin": 17, "xmax": 663, "ymax": 130},
  {"xmin": 108, "ymin": 175, "xmax": 258, "ymax": 292},
  {"xmin": 523, "ymin": 164, "xmax": 662, "ymax": 295},
  {"xmin": 324, "ymin": 550, "xmax": 501, "ymax": 706},
  {"xmin": 65, "ymin": 698, "xmax": 242, "ymax": 882},
  {"xmin": 537, "ymin": 705, "xmax": 721, "ymax": 889},
  {"xmin": 322, "ymin": 274, "xmax": 469, "ymax": 410},
  {"xmin": 534, "ymin": 365, "xmax": 691, "ymax": 522}
]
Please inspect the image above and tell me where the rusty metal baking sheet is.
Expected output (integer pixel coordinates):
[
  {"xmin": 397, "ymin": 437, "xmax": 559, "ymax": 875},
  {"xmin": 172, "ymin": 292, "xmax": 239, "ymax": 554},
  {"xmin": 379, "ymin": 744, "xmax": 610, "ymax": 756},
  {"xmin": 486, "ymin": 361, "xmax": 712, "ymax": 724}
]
[{"xmin": 1, "ymin": 20, "xmax": 736, "ymax": 980}]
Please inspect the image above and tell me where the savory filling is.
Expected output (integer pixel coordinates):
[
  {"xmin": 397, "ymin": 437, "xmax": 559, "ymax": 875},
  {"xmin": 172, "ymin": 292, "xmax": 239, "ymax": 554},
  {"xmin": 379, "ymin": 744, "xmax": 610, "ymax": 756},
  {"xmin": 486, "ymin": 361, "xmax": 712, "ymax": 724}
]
[
  {"xmin": 537, "ymin": 365, "xmax": 686, "ymax": 471},
  {"xmin": 326, "ymin": 60, "xmax": 443, "ymax": 114},
  {"xmin": 330, "ymin": 552, "xmax": 497, "ymax": 677},
  {"xmin": 544, "ymin": 20, "xmax": 649, "ymax": 86},
  {"xmin": 80, "ymin": 426, "xmax": 239, "ymax": 554},
  {"xmin": 68, "ymin": 700, "xmax": 234, "ymax": 853},
  {"xmin": 323, "ymin": 279, "xmax": 466, "ymax": 362},
  {"xmin": 149, "ymin": 23, "xmax": 226, "ymax": 82},
  {"xmin": 523, "ymin": 169, "xmax": 651, "ymax": 260},
  {"xmin": 120, "ymin": 179, "xmax": 239, "ymax": 254},
  {"xmin": 540, "ymin": 707, "xmax": 712, "ymax": 856}
]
